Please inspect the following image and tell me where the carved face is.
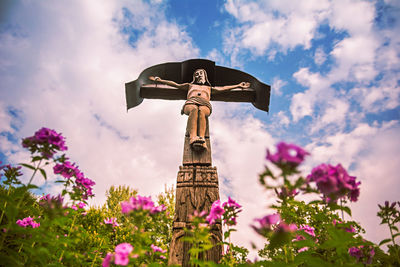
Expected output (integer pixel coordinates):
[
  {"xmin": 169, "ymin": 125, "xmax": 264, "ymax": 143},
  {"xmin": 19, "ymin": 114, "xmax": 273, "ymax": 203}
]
[{"xmin": 193, "ymin": 69, "xmax": 206, "ymax": 84}]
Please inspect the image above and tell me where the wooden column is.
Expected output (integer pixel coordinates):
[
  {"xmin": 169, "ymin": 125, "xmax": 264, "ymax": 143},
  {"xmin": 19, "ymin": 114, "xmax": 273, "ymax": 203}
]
[{"xmin": 169, "ymin": 119, "xmax": 222, "ymax": 266}]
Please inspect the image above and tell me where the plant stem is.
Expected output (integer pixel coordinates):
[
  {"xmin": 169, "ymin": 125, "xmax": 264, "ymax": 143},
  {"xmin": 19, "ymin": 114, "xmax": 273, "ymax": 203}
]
[
  {"xmin": 0, "ymin": 186, "xmax": 12, "ymax": 224},
  {"xmin": 59, "ymin": 214, "xmax": 77, "ymax": 263},
  {"xmin": 91, "ymin": 237, "xmax": 104, "ymax": 267},
  {"xmin": 340, "ymin": 199, "xmax": 344, "ymax": 220},
  {"xmin": 27, "ymin": 159, "xmax": 42, "ymax": 187},
  {"xmin": 0, "ymin": 159, "xmax": 43, "ymax": 250},
  {"xmin": 387, "ymin": 216, "xmax": 396, "ymax": 247}
]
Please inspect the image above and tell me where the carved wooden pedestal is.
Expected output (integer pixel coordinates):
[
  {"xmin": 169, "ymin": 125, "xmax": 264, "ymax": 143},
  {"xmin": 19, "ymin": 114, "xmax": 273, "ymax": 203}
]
[{"xmin": 168, "ymin": 120, "xmax": 222, "ymax": 265}]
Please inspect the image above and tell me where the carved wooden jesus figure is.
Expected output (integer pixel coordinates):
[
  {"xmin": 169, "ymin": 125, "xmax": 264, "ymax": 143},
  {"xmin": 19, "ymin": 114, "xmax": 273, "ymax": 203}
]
[
  {"xmin": 125, "ymin": 59, "xmax": 270, "ymax": 265},
  {"xmin": 149, "ymin": 69, "xmax": 250, "ymax": 149}
]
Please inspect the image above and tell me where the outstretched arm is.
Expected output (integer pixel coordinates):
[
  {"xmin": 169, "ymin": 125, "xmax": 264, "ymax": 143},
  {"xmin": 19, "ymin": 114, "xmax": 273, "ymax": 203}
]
[
  {"xmin": 213, "ymin": 82, "xmax": 251, "ymax": 91},
  {"xmin": 149, "ymin": 76, "xmax": 188, "ymax": 90}
]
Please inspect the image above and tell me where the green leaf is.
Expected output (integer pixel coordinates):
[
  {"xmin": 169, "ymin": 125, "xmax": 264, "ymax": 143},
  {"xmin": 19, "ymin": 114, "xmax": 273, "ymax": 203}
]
[
  {"xmin": 379, "ymin": 238, "xmax": 392, "ymax": 246},
  {"xmin": 224, "ymin": 231, "xmax": 230, "ymax": 239},
  {"xmin": 268, "ymin": 231, "xmax": 291, "ymax": 250},
  {"xmin": 393, "ymin": 232, "xmax": 400, "ymax": 239},
  {"xmin": 39, "ymin": 168, "xmax": 47, "ymax": 180},
  {"xmin": 294, "ymin": 177, "xmax": 305, "ymax": 188},
  {"xmin": 26, "ymin": 184, "xmax": 39, "ymax": 190},
  {"xmin": 329, "ymin": 202, "xmax": 352, "ymax": 216},
  {"xmin": 32, "ymin": 156, "xmax": 43, "ymax": 162},
  {"xmin": 309, "ymin": 200, "xmax": 323, "ymax": 205},
  {"xmin": 19, "ymin": 163, "xmax": 36, "ymax": 170}
]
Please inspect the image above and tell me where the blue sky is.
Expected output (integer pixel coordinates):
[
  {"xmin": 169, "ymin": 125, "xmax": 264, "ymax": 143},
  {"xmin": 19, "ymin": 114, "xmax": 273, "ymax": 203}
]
[{"xmin": 1, "ymin": 0, "xmax": 399, "ymax": 256}]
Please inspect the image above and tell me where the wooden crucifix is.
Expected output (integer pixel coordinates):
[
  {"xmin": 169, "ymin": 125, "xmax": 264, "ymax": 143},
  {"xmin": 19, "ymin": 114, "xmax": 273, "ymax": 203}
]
[{"xmin": 125, "ymin": 59, "xmax": 270, "ymax": 265}]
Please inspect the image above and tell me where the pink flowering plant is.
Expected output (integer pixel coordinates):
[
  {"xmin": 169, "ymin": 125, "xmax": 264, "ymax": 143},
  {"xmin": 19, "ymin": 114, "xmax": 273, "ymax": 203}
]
[
  {"xmin": 1, "ymin": 129, "xmax": 399, "ymax": 266},
  {"xmin": 255, "ymin": 142, "xmax": 398, "ymax": 266}
]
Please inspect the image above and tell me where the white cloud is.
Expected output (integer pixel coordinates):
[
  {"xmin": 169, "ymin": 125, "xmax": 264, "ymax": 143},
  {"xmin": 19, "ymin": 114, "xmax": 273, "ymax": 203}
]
[
  {"xmin": 271, "ymin": 76, "xmax": 287, "ymax": 96},
  {"xmin": 1, "ymin": 0, "xmax": 400, "ymax": 259},
  {"xmin": 206, "ymin": 48, "xmax": 226, "ymax": 66},
  {"xmin": 276, "ymin": 111, "xmax": 290, "ymax": 127},
  {"xmin": 314, "ymin": 46, "xmax": 327, "ymax": 65},
  {"xmin": 290, "ymin": 68, "xmax": 332, "ymax": 122},
  {"xmin": 0, "ymin": 1, "xmax": 199, "ymax": 205},
  {"xmin": 305, "ymin": 121, "xmax": 400, "ymax": 245},
  {"xmin": 223, "ymin": 0, "xmax": 330, "ymax": 59},
  {"xmin": 328, "ymin": 0, "xmax": 375, "ymax": 35},
  {"xmin": 211, "ymin": 103, "xmax": 276, "ymax": 253}
]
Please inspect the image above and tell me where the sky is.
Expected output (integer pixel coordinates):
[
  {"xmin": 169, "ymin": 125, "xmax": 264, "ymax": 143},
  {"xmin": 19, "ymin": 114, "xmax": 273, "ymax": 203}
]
[{"xmin": 0, "ymin": 0, "xmax": 399, "ymax": 257}]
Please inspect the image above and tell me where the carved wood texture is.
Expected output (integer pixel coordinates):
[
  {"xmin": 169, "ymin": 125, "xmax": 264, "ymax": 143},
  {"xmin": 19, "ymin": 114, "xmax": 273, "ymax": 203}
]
[{"xmin": 169, "ymin": 121, "xmax": 222, "ymax": 265}]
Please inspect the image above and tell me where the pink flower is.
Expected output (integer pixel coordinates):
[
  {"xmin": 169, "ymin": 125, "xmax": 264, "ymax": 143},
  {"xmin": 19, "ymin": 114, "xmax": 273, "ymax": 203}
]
[
  {"xmin": 16, "ymin": 216, "xmax": 40, "ymax": 228},
  {"xmin": 293, "ymin": 225, "xmax": 315, "ymax": 252},
  {"xmin": 104, "ymin": 217, "xmax": 120, "ymax": 227},
  {"xmin": 120, "ymin": 195, "xmax": 165, "ymax": 215},
  {"xmin": 151, "ymin": 244, "xmax": 167, "ymax": 253},
  {"xmin": 223, "ymin": 197, "xmax": 242, "ymax": 209},
  {"xmin": 298, "ymin": 247, "xmax": 309, "ymax": 252},
  {"xmin": 349, "ymin": 245, "xmax": 375, "ymax": 264},
  {"xmin": 307, "ymin": 164, "xmax": 361, "ymax": 202},
  {"xmin": 206, "ymin": 200, "xmax": 224, "ymax": 224},
  {"xmin": 276, "ymin": 222, "xmax": 297, "ymax": 233},
  {"xmin": 349, "ymin": 247, "xmax": 362, "ymax": 259},
  {"xmin": 299, "ymin": 224, "xmax": 315, "ymax": 237},
  {"xmin": 252, "ymin": 214, "xmax": 281, "ymax": 235},
  {"xmin": 266, "ymin": 142, "xmax": 309, "ymax": 172},
  {"xmin": 102, "ymin": 253, "xmax": 113, "ymax": 267},
  {"xmin": 39, "ymin": 194, "xmax": 64, "ymax": 209},
  {"xmin": 22, "ymin": 127, "xmax": 67, "ymax": 159},
  {"xmin": 114, "ymin": 243, "xmax": 133, "ymax": 266},
  {"xmin": 276, "ymin": 187, "xmax": 299, "ymax": 199},
  {"xmin": 53, "ymin": 161, "xmax": 78, "ymax": 179},
  {"xmin": 221, "ymin": 197, "xmax": 242, "ymax": 226}
]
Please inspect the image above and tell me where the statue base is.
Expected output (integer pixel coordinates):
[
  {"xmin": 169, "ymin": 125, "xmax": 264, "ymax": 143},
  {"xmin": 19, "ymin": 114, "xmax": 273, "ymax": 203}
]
[{"xmin": 168, "ymin": 165, "xmax": 222, "ymax": 266}]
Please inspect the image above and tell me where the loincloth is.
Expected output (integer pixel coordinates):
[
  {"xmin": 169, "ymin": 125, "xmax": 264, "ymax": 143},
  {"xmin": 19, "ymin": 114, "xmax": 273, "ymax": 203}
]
[{"xmin": 181, "ymin": 96, "xmax": 212, "ymax": 115}]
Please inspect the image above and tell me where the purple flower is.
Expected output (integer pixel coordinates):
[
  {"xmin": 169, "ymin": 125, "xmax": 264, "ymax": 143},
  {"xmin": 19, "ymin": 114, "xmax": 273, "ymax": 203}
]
[
  {"xmin": 39, "ymin": 194, "xmax": 64, "ymax": 209},
  {"xmin": 151, "ymin": 244, "xmax": 167, "ymax": 253},
  {"xmin": 114, "ymin": 243, "xmax": 133, "ymax": 266},
  {"xmin": 349, "ymin": 245, "xmax": 375, "ymax": 264},
  {"xmin": 349, "ymin": 247, "xmax": 362, "ymax": 259},
  {"xmin": 276, "ymin": 187, "xmax": 299, "ymax": 199},
  {"xmin": 252, "ymin": 213, "xmax": 281, "ymax": 235},
  {"xmin": 2, "ymin": 165, "xmax": 23, "ymax": 179},
  {"xmin": 74, "ymin": 172, "xmax": 96, "ymax": 200},
  {"xmin": 22, "ymin": 127, "xmax": 67, "ymax": 159},
  {"xmin": 206, "ymin": 200, "xmax": 224, "ymax": 224},
  {"xmin": 266, "ymin": 142, "xmax": 309, "ymax": 172},
  {"xmin": 16, "ymin": 216, "xmax": 40, "ymax": 228},
  {"xmin": 307, "ymin": 164, "xmax": 361, "ymax": 202},
  {"xmin": 276, "ymin": 222, "xmax": 298, "ymax": 233},
  {"xmin": 53, "ymin": 161, "xmax": 78, "ymax": 179}
]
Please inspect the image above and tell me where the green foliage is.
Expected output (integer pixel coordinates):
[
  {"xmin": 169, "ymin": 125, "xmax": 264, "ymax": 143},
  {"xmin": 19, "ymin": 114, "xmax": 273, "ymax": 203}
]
[
  {"xmin": 0, "ymin": 131, "xmax": 399, "ymax": 266},
  {"xmin": 106, "ymin": 185, "xmax": 137, "ymax": 213}
]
